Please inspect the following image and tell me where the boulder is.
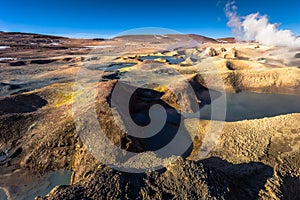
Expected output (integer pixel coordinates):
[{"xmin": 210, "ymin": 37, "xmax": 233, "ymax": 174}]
[
  {"xmin": 205, "ymin": 47, "xmax": 218, "ymax": 57},
  {"xmin": 180, "ymin": 57, "xmax": 197, "ymax": 66},
  {"xmin": 220, "ymin": 47, "xmax": 227, "ymax": 52},
  {"xmin": 223, "ymin": 48, "xmax": 237, "ymax": 59}
]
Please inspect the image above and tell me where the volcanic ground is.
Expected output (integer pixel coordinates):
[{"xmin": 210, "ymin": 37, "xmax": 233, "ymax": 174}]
[{"xmin": 0, "ymin": 31, "xmax": 299, "ymax": 200}]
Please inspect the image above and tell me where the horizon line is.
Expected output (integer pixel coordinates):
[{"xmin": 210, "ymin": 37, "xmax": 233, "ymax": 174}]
[{"xmin": 0, "ymin": 30, "xmax": 235, "ymax": 40}]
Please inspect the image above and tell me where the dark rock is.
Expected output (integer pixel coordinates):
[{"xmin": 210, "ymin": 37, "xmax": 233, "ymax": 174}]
[
  {"xmin": 294, "ymin": 53, "xmax": 300, "ymax": 58},
  {"xmin": 9, "ymin": 147, "xmax": 22, "ymax": 159},
  {"xmin": 226, "ymin": 60, "xmax": 235, "ymax": 70}
]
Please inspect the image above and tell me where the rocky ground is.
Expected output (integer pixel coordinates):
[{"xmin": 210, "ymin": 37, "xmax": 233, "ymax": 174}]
[{"xmin": 0, "ymin": 31, "xmax": 299, "ymax": 199}]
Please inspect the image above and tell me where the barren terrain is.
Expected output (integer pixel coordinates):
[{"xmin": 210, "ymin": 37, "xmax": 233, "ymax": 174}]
[{"xmin": 0, "ymin": 31, "xmax": 299, "ymax": 199}]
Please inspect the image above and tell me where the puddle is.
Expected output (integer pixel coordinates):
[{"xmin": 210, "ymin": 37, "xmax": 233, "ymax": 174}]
[
  {"xmin": 90, "ymin": 63, "xmax": 136, "ymax": 72},
  {"xmin": 110, "ymin": 83, "xmax": 193, "ymax": 158},
  {"xmin": 105, "ymin": 63, "xmax": 136, "ymax": 71},
  {"xmin": 139, "ymin": 56, "xmax": 185, "ymax": 64},
  {"xmin": 196, "ymin": 91, "xmax": 300, "ymax": 121},
  {"xmin": 0, "ymin": 189, "xmax": 7, "ymax": 200},
  {"xmin": 0, "ymin": 77, "xmax": 74, "ymax": 97},
  {"xmin": 17, "ymin": 170, "xmax": 72, "ymax": 200},
  {"xmin": 0, "ymin": 151, "xmax": 7, "ymax": 162}
]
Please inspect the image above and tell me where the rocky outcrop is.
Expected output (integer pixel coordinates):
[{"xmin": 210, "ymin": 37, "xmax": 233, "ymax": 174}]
[
  {"xmin": 192, "ymin": 67, "xmax": 300, "ymax": 93},
  {"xmin": 186, "ymin": 114, "xmax": 300, "ymax": 199},
  {"xmin": 36, "ymin": 114, "xmax": 300, "ymax": 200},
  {"xmin": 216, "ymin": 47, "xmax": 237, "ymax": 59},
  {"xmin": 37, "ymin": 157, "xmax": 274, "ymax": 200},
  {"xmin": 161, "ymin": 76, "xmax": 221, "ymax": 113}
]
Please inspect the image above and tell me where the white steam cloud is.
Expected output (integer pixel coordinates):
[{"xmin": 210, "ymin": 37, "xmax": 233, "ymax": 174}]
[
  {"xmin": 225, "ymin": 1, "xmax": 243, "ymax": 40},
  {"xmin": 225, "ymin": 1, "xmax": 300, "ymax": 48}
]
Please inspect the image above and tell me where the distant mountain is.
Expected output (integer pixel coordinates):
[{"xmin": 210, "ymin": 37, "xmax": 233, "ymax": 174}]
[
  {"xmin": 186, "ymin": 34, "xmax": 218, "ymax": 43},
  {"xmin": 0, "ymin": 31, "xmax": 106, "ymax": 51},
  {"xmin": 216, "ymin": 37, "xmax": 236, "ymax": 43},
  {"xmin": 0, "ymin": 31, "xmax": 106, "ymax": 41},
  {"xmin": 0, "ymin": 31, "xmax": 234, "ymax": 45},
  {"xmin": 0, "ymin": 31, "xmax": 67, "ymax": 39},
  {"xmin": 113, "ymin": 34, "xmax": 218, "ymax": 44}
]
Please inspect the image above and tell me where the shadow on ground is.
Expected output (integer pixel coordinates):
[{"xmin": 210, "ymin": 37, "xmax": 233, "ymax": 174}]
[
  {"xmin": 280, "ymin": 176, "xmax": 300, "ymax": 200},
  {"xmin": 0, "ymin": 94, "xmax": 47, "ymax": 115}
]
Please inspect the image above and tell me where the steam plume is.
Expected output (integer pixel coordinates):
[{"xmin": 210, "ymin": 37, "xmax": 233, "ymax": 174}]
[
  {"xmin": 225, "ymin": 1, "xmax": 300, "ymax": 48},
  {"xmin": 225, "ymin": 1, "xmax": 243, "ymax": 40}
]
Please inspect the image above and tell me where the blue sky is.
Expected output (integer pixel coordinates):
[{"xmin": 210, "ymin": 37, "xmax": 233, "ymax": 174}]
[{"xmin": 0, "ymin": 0, "xmax": 299, "ymax": 38}]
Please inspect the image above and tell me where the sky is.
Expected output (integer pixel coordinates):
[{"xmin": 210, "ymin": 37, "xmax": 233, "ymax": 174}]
[{"xmin": 0, "ymin": 0, "xmax": 299, "ymax": 38}]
